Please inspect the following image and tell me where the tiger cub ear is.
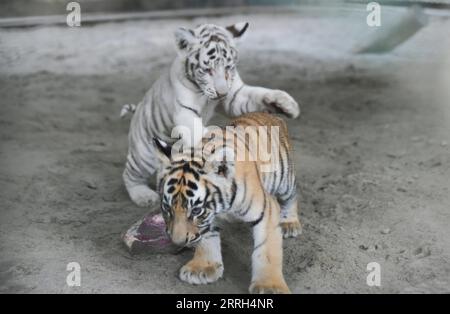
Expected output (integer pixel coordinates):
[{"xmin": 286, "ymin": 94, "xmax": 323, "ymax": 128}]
[
  {"xmin": 153, "ymin": 137, "xmax": 172, "ymax": 165},
  {"xmin": 174, "ymin": 27, "xmax": 198, "ymax": 51},
  {"xmin": 225, "ymin": 22, "xmax": 249, "ymax": 39}
]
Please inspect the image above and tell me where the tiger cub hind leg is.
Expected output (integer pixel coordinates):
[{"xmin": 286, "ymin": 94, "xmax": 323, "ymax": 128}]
[
  {"xmin": 123, "ymin": 168, "xmax": 160, "ymax": 207},
  {"xmin": 279, "ymin": 198, "xmax": 302, "ymax": 239},
  {"xmin": 127, "ymin": 185, "xmax": 160, "ymax": 207},
  {"xmin": 179, "ymin": 232, "xmax": 224, "ymax": 285}
]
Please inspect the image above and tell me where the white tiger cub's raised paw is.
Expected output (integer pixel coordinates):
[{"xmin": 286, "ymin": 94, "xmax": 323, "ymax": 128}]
[
  {"xmin": 179, "ymin": 260, "xmax": 224, "ymax": 285},
  {"xmin": 263, "ymin": 90, "xmax": 300, "ymax": 119},
  {"xmin": 128, "ymin": 185, "xmax": 160, "ymax": 207}
]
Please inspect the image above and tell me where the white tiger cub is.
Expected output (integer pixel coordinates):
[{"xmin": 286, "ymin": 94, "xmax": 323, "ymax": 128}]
[{"xmin": 123, "ymin": 22, "xmax": 300, "ymax": 207}]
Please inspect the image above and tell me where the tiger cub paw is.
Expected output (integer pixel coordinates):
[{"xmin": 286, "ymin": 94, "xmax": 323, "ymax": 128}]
[
  {"xmin": 179, "ymin": 260, "xmax": 224, "ymax": 285},
  {"xmin": 263, "ymin": 90, "xmax": 300, "ymax": 119},
  {"xmin": 280, "ymin": 220, "xmax": 302, "ymax": 239},
  {"xmin": 249, "ymin": 280, "xmax": 291, "ymax": 294}
]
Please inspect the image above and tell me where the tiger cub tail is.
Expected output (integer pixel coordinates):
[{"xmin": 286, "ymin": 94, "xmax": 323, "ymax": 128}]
[{"xmin": 120, "ymin": 103, "xmax": 137, "ymax": 118}]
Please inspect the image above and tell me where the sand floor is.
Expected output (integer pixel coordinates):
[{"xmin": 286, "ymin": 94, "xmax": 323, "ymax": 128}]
[{"xmin": 0, "ymin": 8, "xmax": 449, "ymax": 293}]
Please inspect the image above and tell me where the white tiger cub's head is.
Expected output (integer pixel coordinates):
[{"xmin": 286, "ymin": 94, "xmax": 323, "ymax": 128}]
[{"xmin": 174, "ymin": 22, "xmax": 249, "ymax": 99}]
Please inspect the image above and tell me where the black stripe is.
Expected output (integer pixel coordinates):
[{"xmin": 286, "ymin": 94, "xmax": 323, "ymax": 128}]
[
  {"xmin": 188, "ymin": 168, "xmax": 200, "ymax": 181},
  {"xmin": 277, "ymin": 148, "xmax": 285, "ymax": 192},
  {"xmin": 212, "ymin": 184, "xmax": 225, "ymax": 210},
  {"xmin": 184, "ymin": 60, "xmax": 201, "ymax": 91},
  {"xmin": 253, "ymin": 238, "xmax": 267, "ymax": 251},
  {"xmin": 200, "ymin": 224, "xmax": 221, "ymax": 236},
  {"xmin": 169, "ymin": 164, "xmax": 200, "ymax": 181},
  {"xmin": 210, "ymin": 226, "xmax": 221, "ymax": 233},
  {"xmin": 167, "ymin": 186, "xmax": 175, "ymax": 194},
  {"xmin": 158, "ymin": 178, "xmax": 165, "ymax": 191},
  {"xmin": 187, "ymin": 180, "xmax": 198, "ymax": 190},
  {"xmin": 250, "ymin": 209, "xmax": 265, "ymax": 227},
  {"xmin": 278, "ymin": 187, "xmax": 296, "ymax": 208},
  {"xmin": 167, "ymin": 178, "xmax": 178, "ymax": 186},
  {"xmin": 190, "ymin": 160, "xmax": 203, "ymax": 169},
  {"xmin": 228, "ymin": 85, "xmax": 244, "ymax": 109},
  {"xmin": 126, "ymin": 157, "xmax": 140, "ymax": 175},
  {"xmin": 245, "ymin": 99, "xmax": 250, "ymax": 113},
  {"xmin": 177, "ymin": 100, "xmax": 200, "ymax": 117},
  {"xmin": 239, "ymin": 200, "xmax": 252, "ymax": 217},
  {"xmin": 169, "ymin": 166, "xmax": 183, "ymax": 175},
  {"xmin": 200, "ymin": 226, "xmax": 211, "ymax": 235},
  {"xmin": 229, "ymin": 179, "xmax": 237, "ymax": 207},
  {"xmin": 151, "ymin": 99, "xmax": 163, "ymax": 133},
  {"xmin": 263, "ymin": 162, "xmax": 274, "ymax": 194},
  {"xmin": 129, "ymin": 153, "xmax": 143, "ymax": 174}
]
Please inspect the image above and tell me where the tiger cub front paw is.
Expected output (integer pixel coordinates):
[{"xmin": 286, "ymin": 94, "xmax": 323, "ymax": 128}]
[
  {"xmin": 179, "ymin": 260, "xmax": 224, "ymax": 285},
  {"xmin": 263, "ymin": 90, "xmax": 300, "ymax": 119},
  {"xmin": 280, "ymin": 219, "xmax": 302, "ymax": 239},
  {"xmin": 249, "ymin": 280, "xmax": 291, "ymax": 294}
]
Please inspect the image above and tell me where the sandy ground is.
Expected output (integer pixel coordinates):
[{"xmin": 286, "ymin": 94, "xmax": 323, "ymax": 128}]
[{"xmin": 1, "ymin": 8, "xmax": 450, "ymax": 293}]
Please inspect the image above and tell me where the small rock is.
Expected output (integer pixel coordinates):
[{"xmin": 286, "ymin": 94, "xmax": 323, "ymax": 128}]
[
  {"xmin": 414, "ymin": 246, "xmax": 431, "ymax": 259},
  {"xmin": 82, "ymin": 180, "xmax": 97, "ymax": 190},
  {"xmin": 441, "ymin": 141, "xmax": 448, "ymax": 147},
  {"xmin": 381, "ymin": 228, "xmax": 391, "ymax": 235},
  {"xmin": 367, "ymin": 245, "xmax": 378, "ymax": 252},
  {"xmin": 102, "ymin": 195, "xmax": 118, "ymax": 202},
  {"xmin": 359, "ymin": 244, "xmax": 369, "ymax": 251},
  {"xmin": 397, "ymin": 187, "xmax": 407, "ymax": 193},
  {"xmin": 431, "ymin": 161, "xmax": 442, "ymax": 168},
  {"xmin": 386, "ymin": 151, "xmax": 406, "ymax": 159}
]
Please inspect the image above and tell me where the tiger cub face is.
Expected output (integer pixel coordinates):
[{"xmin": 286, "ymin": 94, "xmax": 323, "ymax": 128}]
[
  {"xmin": 154, "ymin": 138, "xmax": 236, "ymax": 247},
  {"xmin": 159, "ymin": 161, "xmax": 212, "ymax": 247},
  {"xmin": 174, "ymin": 22, "xmax": 249, "ymax": 99}
]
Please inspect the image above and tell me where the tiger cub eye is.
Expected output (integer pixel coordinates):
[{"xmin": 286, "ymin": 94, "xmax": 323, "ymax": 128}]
[{"xmin": 191, "ymin": 207, "xmax": 202, "ymax": 216}]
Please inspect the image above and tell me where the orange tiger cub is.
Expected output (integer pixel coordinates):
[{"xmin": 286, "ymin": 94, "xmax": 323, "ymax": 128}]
[{"xmin": 153, "ymin": 112, "xmax": 301, "ymax": 294}]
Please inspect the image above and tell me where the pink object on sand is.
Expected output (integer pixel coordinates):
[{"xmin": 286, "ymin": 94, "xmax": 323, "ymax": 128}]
[{"xmin": 122, "ymin": 212, "xmax": 177, "ymax": 254}]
